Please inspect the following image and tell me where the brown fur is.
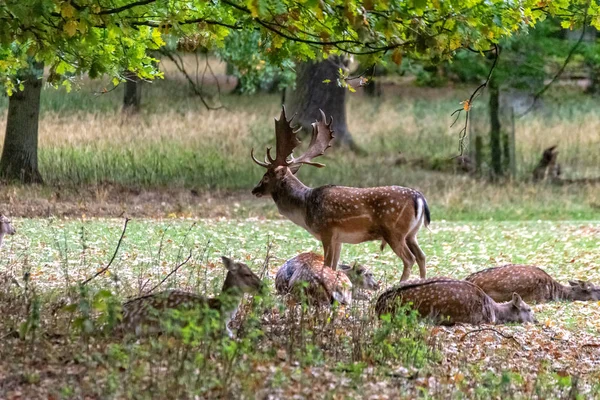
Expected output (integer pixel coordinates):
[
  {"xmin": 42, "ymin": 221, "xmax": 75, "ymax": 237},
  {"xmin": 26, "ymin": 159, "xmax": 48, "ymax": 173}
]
[
  {"xmin": 119, "ymin": 257, "xmax": 263, "ymax": 337},
  {"xmin": 275, "ymin": 252, "xmax": 380, "ymax": 296},
  {"xmin": 465, "ymin": 264, "xmax": 600, "ymax": 303},
  {"xmin": 375, "ymin": 278, "xmax": 535, "ymax": 325},
  {"xmin": 252, "ymin": 108, "xmax": 430, "ymax": 281}
]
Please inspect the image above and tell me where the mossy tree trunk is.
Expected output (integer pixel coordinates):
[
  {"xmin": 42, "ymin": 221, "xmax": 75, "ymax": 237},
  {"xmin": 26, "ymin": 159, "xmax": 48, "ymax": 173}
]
[
  {"xmin": 123, "ymin": 72, "xmax": 142, "ymax": 113},
  {"xmin": 489, "ymin": 75, "xmax": 503, "ymax": 179},
  {"xmin": 0, "ymin": 63, "xmax": 44, "ymax": 184},
  {"xmin": 285, "ymin": 56, "xmax": 359, "ymax": 150}
]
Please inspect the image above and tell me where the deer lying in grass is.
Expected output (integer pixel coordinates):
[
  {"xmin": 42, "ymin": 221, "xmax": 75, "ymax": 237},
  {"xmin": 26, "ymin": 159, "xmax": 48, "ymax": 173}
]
[
  {"xmin": 0, "ymin": 214, "xmax": 16, "ymax": 248},
  {"xmin": 120, "ymin": 256, "xmax": 264, "ymax": 337},
  {"xmin": 252, "ymin": 107, "xmax": 430, "ymax": 281},
  {"xmin": 465, "ymin": 264, "xmax": 600, "ymax": 303},
  {"xmin": 375, "ymin": 278, "xmax": 535, "ymax": 325},
  {"xmin": 275, "ymin": 252, "xmax": 380, "ymax": 305}
]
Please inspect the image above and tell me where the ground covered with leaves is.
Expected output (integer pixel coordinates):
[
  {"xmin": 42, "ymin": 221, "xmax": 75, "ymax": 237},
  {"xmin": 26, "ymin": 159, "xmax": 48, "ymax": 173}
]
[{"xmin": 1, "ymin": 219, "xmax": 599, "ymax": 399}]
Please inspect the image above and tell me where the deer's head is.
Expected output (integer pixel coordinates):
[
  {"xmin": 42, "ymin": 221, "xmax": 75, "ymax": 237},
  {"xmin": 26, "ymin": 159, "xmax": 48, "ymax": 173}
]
[
  {"xmin": 507, "ymin": 292, "xmax": 536, "ymax": 323},
  {"xmin": 221, "ymin": 256, "xmax": 264, "ymax": 294},
  {"xmin": 339, "ymin": 263, "xmax": 380, "ymax": 291},
  {"xmin": 251, "ymin": 106, "xmax": 334, "ymax": 198},
  {"xmin": 0, "ymin": 214, "xmax": 16, "ymax": 236},
  {"xmin": 568, "ymin": 280, "xmax": 600, "ymax": 301}
]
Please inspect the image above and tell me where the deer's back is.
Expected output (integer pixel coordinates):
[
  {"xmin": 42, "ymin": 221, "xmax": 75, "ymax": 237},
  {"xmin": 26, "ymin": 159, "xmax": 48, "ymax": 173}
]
[
  {"xmin": 465, "ymin": 264, "xmax": 559, "ymax": 303},
  {"xmin": 306, "ymin": 185, "xmax": 423, "ymax": 237},
  {"xmin": 121, "ymin": 290, "xmax": 212, "ymax": 334},
  {"xmin": 289, "ymin": 261, "xmax": 352, "ymax": 306},
  {"xmin": 275, "ymin": 252, "xmax": 324, "ymax": 294},
  {"xmin": 375, "ymin": 278, "xmax": 495, "ymax": 325}
]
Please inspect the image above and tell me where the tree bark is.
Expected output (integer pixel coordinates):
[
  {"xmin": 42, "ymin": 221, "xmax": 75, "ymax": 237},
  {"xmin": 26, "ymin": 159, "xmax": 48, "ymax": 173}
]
[
  {"xmin": 489, "ymin": 75, "xmax": 503, "ymax": 179},
  {"xmin": 122, "ymin": 72, "xmax": 142, "ymax": 113},
  {"xmin": 0, "ymin": 63, "xmax": 44, "ymax": 184},
  {"xmin": 285, "ymin": 56, "xmax": 359, "ymax": 151}
]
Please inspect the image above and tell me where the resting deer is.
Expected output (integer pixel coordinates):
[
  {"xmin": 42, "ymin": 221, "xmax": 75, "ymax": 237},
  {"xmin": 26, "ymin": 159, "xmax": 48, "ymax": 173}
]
[
  {"xmin": 252, "ymin": 107, "xmax": 430, "ymax": 280},
  {"xmin": 375, "ymin": 278, "xmax": 535, "ymax": 325},
  {"xmin": 120, "ymin": 256, "xmax": 264, "ymax": 337},
  {"xmin": 465, "ymin": 264, "xmax": 600, "ymax": 304},
  {"xmin": 275, "ymin": 252, "xmax": 380, "ymax": 304},
  {"xmin": 0, "ymin": 214, "xmax": 16, "ymax": 248}
]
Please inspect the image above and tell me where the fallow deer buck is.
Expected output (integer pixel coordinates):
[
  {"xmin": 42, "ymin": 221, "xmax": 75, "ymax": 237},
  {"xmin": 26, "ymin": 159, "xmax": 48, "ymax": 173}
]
[
  {"xmin": 275, "ymin": 252, "xmax": 380, "ymax": 305},
  {"xmin": 465, "ymin": 264, "xmax": 600, "ymax": 304},
  {"xmin": 375, "ymin": 278, "xmax": 535, "ymax": 325},
  {"xmin": 0, "ymin": 214, "xmax": 16, "ymax": 248},
  {"xmin": 120, "ymin": 256, "xmax": 264, "ymax": 337},
  {"xmin": 252, "ymin": 107, "xmax": 430, "ymax": 280}
]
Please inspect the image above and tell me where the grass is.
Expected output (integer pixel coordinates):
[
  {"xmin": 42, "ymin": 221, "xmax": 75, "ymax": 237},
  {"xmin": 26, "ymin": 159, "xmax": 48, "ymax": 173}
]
[
  {"xmin": 1, "ymin": 64, "xmax": 600, "ymax": 220},
  {"xmin": 1, "ymin": 218, "xmax": 599, "ymax": 398}
]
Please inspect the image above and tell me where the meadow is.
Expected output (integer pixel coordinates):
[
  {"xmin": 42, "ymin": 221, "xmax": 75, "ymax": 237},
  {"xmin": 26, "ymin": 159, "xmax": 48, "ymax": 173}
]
[
  {"xmin": 1, "ymin": 218, "xmax": 599, "ymax": 398},
  {"xmin": 1, "ymin": 64, "xmax": 600, "ymax": 398}
]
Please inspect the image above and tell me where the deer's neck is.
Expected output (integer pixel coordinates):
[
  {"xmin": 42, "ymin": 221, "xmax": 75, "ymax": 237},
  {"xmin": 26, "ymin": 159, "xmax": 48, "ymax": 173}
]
[
  {"xmin": 493, "ymin": 301, "xmax": 517, "ymax": 324},
  {"xmin": 557, "ymin": 284, "xmax": 575, "ymax": 301},
  {"xmin": 272, "ymin": 173, "xmax": 311, "ymax": 226},
  {"xmin": 213, "ymin": 272, "xmax": 246, "ymax": 317}
]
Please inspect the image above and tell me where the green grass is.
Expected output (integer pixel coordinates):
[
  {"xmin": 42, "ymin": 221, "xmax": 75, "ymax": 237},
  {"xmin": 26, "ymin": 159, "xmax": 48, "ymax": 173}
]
[{"xmin": 4, "ymin": 218, "xmax": 599, "ymax": 326}]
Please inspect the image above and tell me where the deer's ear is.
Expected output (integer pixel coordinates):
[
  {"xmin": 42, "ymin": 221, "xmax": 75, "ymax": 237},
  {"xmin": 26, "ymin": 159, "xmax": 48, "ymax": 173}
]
[
  {"xmin": 221, "ymin": 256, "xmax": 239, "ymax": 272},
  {"xmin": 289, "ymin": 164, "xmax": 302, "ymax": 174},
  {"xmin": 338, "ymin": 264, "xmax": 352, "ymax": 272},
  {"xmin": 511, "ymin": 292, "xmax": 523, "ymax": 308}
]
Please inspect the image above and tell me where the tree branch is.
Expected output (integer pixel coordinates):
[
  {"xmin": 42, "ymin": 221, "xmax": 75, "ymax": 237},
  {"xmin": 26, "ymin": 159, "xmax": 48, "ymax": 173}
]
[
  {"xmin": 81, "ymin": 218, "xmax": 130, "ymax": 286},
  {"xmin": 97, "ymin": 0, "xmax": 157, "ymax": 15},
  {"xmin": 143, "ymin": 249, "xmax": 193, "ymax": 295},
  {"xmin": 451, "ymin": 44, "xmax": 499, "ymax": 157}
]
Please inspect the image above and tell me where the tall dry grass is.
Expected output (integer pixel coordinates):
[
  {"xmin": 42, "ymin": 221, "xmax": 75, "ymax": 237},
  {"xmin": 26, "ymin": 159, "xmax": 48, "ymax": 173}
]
[{"xmin": 0, "ymin": 68, "xmax": 599, "ymax": 219}]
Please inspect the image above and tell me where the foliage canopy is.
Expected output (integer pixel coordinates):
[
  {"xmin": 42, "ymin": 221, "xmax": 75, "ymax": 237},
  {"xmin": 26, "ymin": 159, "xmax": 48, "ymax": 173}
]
[{"xmin": 0, "ymin": 0, "xmax": 597, "ymax": 93}]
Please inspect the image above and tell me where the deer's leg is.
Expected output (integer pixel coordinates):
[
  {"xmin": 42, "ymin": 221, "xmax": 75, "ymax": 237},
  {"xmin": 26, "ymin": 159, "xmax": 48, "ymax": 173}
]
[
  {"xmin": 406, "ymin": 235, "xmax": 426, "ymax": 279},
  {"xmin": 386, "ymin": 235, "xmax": 416, "ymax": 281},
  {"xmin": 322, "ymin": 233, "xmax": 336, "ymax": 269},
  {"xmin": 330, "ymin": 242, "xmax": 342, "ymax": 270}
]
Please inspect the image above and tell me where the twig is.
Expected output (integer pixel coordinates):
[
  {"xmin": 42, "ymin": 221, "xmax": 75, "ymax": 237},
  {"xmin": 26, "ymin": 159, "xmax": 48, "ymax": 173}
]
[
  {"xmin": 143, "ymin": 250, "xmax": 194, "ymax": 295},
  {"xmin": 159, "ymin": 48, "xmax": 225, "ymax": 111},
  {"xmin": 459, "ymin": 326, "xmax": 522, "ymax": 348},
  {"xmin": 260, "ymin": 237, "xmax": 274, "ymax": 279},
  {"xmin": 81, "ymin": 218, "xmax": 130, "ymax": 286},
  {"xmin": 451, "ymin": 44, "xmax": 499, "ymax": 157},
  {"xmin": 519, "ymin": 1, "xmax": 590, "ymax": 117}
]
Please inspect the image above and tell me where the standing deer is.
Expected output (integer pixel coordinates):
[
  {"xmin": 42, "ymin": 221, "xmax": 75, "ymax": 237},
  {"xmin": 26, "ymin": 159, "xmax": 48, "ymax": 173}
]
[
  {"xmin": 465, "ymin": 264, "xmax": 600, "ymax": 303},
  {"xmin": 0, "ymin": 214, "xmax": 16, "ymax": 248},
  {"xmin": 120, "ymin": 256, "xmax": 264, "ymax": 337},
  {"xmin": 375, "ymin": 278, "xmax": 535, "ymax": 325},
  {"xmin": 275, "ymin": 252, "xmax": 380, "ymax": 305},
  {"xmin": 252, "ymin": 107, "xmax": 430, "ymax": 280}
]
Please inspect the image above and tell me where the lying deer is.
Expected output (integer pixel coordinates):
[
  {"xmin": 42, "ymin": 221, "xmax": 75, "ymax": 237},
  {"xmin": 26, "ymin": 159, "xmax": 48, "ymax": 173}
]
[
  {"xmin": 465, "ymin": 264, "xmax": 600, "ymax": 303},
  {"xmin": 375, "ymin": 278, "xmax": 535, "ymax": 325},
  {"xmin": 252, "ymin": 107, "xmax": 430, "ymax": 281},
  {"xmin": 0, "ymin": 214, "xmax": 16, "ymax": 248},
  {"xmin": 120, "ymin": 256, "xmax": 264, "ymax": 337},
  {"xmin": 275, "ymin": 252, "xmax": 380, "ymax": 304}
]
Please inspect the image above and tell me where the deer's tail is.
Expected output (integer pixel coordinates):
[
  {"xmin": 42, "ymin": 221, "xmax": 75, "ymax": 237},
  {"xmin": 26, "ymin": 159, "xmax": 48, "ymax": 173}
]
[{"xmin": 413, "ymin": 192, "xmax": 431, "ymax": 228}]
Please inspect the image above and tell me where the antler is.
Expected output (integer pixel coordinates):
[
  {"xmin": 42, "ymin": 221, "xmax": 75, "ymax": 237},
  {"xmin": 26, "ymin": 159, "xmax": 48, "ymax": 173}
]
[
  {"xmin": 251, "ymin": 106, "xmax": 301, "ymax": 168},
  {"xmin": 290, "ymin": 109, "xmax": 334, "ymax": 168},
  {"xmin": 274, "ymin": 106, "xmax": 301, "ymax": 166}
]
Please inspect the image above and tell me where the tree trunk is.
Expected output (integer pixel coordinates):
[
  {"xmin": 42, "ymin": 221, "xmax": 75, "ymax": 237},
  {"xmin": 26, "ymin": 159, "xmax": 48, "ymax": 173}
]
[
  {"xmin": 0, "ymin": 63, "xmax": 44, "ymax": 184},
  {"xmin": 285, "ymin": 56, "xmax": 359, "ymax": 151},
  {"xmin": 489, "ymin": 75, "xmax": 503, "ymax": 179},
  {"xmin": 122, "ymin": 72, "xmax": 142, "ymax": 113}
]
